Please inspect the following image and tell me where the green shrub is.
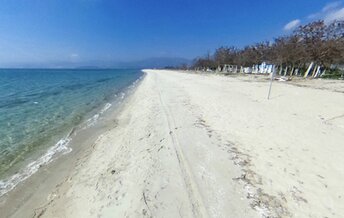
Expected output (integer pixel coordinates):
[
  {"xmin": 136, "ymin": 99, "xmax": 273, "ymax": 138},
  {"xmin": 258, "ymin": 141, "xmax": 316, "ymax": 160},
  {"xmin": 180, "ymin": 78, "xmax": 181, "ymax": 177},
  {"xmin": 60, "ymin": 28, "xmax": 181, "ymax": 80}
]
[{"xmin": 321, "ymin": 68, "xmax": 344, "ymax": 79}]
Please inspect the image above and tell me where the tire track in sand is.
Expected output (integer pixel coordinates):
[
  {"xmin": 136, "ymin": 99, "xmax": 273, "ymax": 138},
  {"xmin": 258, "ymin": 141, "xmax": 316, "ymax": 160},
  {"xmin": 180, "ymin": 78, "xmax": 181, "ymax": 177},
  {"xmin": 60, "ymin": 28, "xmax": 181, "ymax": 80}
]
[{"xmin": 154, "ymin": 73, "xmax": 209, "ymax": 218}]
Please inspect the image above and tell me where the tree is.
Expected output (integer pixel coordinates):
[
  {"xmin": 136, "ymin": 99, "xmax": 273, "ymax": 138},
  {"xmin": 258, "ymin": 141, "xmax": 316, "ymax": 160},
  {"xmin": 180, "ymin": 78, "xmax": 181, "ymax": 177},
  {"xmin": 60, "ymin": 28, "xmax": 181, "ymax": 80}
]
[
  {"xmin": 214, "ymin": 46, "xmax": 237, "ymax": 66},
  {"xmin": 294, "ymin": 20, "xmax": 326, "ymax": 64},
  {"xmin": 192, "ymin": 19, "xmax": 344, "ymax": 76}
]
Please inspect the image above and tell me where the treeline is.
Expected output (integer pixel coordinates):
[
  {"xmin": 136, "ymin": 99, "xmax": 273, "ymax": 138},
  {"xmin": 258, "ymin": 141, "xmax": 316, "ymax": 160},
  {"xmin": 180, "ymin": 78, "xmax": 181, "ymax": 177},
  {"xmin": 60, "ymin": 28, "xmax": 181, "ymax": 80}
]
[{"xmin": 193, "ymin": 20, "xmax": 344, "ymax": 77}]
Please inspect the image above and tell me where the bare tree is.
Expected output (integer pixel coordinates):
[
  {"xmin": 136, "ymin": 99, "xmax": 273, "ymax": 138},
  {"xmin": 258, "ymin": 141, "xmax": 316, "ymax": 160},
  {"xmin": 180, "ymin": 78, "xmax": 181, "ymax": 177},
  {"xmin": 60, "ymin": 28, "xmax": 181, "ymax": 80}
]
[{"xmin": 192, "ymin": 19, "xmax": 343, "ymax": 78}]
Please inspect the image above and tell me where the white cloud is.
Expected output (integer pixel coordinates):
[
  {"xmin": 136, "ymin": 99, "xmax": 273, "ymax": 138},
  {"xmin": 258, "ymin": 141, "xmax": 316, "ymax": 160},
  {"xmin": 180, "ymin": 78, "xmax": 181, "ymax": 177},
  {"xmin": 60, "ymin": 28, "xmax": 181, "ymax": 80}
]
[
  {"xmin": 307, "ymin": 12, "xmax": 320, "ymax": 19},
  {"xmin": 284, "ymin": 19, "xmax": 301, "ymax": 31},
  {"xmin": 306, "ymin": 1, "xmax": 344, "ymax": 24},
  {"xmin": 324, "ymin": 7, "xmax": 344, "ymax": 23},
  {"xmin": 322, "ymin": 1, "xmax": 342, "ymax": 12}
]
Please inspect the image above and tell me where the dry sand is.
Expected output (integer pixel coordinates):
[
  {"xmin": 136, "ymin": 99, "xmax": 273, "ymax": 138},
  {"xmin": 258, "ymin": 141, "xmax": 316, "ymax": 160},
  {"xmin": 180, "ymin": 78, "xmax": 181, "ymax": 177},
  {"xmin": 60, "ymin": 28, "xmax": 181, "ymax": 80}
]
[{"xmin": 3, "ymin": 70, "xmax": 344, "ymax": 217}]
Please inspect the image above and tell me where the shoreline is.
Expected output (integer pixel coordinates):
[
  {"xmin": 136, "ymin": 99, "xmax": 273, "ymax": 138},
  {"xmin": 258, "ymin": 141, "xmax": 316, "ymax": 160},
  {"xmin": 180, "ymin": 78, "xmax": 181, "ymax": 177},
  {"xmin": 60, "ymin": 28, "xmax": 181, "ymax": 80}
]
[
  {"xmin": 2, "ymin": 69, "xmax": 344, "ymax": 217},
  {"xmin": 0, "ymin": 72, "xmax": 146, "ymax": 217}
]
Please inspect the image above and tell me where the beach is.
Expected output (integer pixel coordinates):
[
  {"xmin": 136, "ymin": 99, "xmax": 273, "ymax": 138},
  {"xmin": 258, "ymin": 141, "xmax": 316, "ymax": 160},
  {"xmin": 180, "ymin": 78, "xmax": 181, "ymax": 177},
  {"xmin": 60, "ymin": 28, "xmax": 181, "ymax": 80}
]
[{"xmin": 2, "ymin": 69, "xmax": 344, "ymax": 217}]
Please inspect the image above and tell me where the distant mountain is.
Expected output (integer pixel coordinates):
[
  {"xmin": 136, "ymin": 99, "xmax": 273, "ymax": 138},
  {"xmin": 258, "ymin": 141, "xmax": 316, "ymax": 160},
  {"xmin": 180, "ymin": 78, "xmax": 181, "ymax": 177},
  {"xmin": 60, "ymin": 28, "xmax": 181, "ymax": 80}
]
[
  {"xmin": 75, "ymin": 66, "xmax": 102, "ymax": 69},
  {"xmin": 116, "ymin": 57, "xmax": 191, "ymax": 69},
  {"xmin": 0, "ymin": 57, "xmax": 191, "ymax": 69}
]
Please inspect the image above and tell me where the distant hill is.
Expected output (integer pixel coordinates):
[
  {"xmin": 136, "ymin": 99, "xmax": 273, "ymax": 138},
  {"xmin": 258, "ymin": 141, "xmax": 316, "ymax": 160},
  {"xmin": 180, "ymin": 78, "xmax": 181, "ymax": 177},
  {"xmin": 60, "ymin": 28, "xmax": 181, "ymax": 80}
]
[
  {"xmin": 74, "ymin": 66, "xmax": 102, "ymax": 69},
  {"xmin": 1, "ymin": 57, "xmax": 191, "ymax": 69},
  {"xmin": 116, "ymin": 57, "xmax": 191, "ymax": 69}
]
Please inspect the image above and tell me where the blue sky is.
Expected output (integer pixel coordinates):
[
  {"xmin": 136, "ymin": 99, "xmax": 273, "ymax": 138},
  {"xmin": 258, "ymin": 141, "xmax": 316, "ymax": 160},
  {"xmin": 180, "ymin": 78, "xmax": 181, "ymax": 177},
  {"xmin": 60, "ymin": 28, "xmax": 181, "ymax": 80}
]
[{"xmin": 0, "ymin": 0, "xmax": 343, "ymax": 67}]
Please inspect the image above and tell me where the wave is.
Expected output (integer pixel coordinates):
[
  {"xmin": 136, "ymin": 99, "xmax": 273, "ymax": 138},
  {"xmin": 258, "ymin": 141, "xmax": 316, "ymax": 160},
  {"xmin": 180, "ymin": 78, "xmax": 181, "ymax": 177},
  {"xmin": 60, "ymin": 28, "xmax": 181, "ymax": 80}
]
[
  {"xmin": 0, "ymin": 71, "xmax": 145, "ymax": 197},
  {"xmin": 85, "ymin": 102, "xmax": 112, "ymax": 128},
  {"xmin": 0, "ymin": 137, "xmax": 71, "ymax": 197}
]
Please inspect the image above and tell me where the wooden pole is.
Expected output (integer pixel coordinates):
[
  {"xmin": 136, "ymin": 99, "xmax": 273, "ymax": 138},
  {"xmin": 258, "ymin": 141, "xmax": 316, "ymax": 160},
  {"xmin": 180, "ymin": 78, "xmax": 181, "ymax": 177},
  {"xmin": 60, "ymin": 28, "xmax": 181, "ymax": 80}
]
[
  {"xmin": 311, "ymin": 64, "xmax": 318, "ymax": 77},
  {"xmin": 314, "ymin": 66, "xmax": 321, "ymax": 78},
  {"xmin": 279, "ymin": 66, "xmax": 283, "ymax": 75},
  {"xmin": 267, "ymin": 66, "xmax": 276, "ymax": 100},
  {"xmin": 304, "ymin": 62, "xmax": 314, "ymax": 78},
  {"xmin": 290, "ymin": 66, "xmax": 295, "ymax": 76}
]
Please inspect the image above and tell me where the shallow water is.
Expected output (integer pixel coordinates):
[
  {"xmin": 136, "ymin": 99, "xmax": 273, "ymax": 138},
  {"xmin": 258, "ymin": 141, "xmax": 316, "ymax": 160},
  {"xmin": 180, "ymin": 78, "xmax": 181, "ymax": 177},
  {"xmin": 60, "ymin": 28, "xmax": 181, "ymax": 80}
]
[{"xmin": 0, "ymin": 68, "xmax": 142, "ymax": 196}]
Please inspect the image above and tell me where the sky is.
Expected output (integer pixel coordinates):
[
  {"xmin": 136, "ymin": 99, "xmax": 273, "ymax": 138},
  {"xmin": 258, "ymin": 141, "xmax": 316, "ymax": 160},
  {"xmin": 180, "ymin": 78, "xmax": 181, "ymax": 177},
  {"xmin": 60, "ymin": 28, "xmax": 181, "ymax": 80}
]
[{"xmin": 0, "ymin": 0, "xmax": 343, "ymax": 67}]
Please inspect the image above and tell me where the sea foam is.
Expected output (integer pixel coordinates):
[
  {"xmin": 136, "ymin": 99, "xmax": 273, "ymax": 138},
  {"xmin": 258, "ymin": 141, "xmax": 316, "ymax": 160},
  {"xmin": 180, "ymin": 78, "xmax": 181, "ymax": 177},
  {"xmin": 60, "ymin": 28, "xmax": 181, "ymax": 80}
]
[
  {"xmin": 0, "ymin": 69, "xmax": 144, "ymax": 198},
  {"xmin": 0, "ymin": 137, "xmax": 71, "ymax": 197}
]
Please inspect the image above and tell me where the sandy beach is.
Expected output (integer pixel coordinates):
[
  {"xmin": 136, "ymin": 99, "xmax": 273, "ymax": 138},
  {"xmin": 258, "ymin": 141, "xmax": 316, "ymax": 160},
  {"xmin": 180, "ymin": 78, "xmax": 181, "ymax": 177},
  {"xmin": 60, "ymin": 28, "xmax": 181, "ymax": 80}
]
[{"xmin": 2, "ymin": 69, "xmax": 344, "ymax": 218}]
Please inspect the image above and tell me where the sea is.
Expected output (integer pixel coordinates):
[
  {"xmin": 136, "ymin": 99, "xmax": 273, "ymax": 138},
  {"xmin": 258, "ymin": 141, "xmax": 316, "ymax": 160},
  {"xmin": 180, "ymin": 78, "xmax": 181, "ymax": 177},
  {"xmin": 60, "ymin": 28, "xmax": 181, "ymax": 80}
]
[{"xmin": 0, "ymin": 68, "xmax": 143, "ymax": 197}]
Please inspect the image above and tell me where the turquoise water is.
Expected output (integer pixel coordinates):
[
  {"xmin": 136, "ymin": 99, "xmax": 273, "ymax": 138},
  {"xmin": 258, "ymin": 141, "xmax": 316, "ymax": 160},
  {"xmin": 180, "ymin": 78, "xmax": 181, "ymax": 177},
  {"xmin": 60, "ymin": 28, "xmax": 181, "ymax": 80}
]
[{"xmin": 0, "ymin": 69, "xmax": 142, "ymax": 195}]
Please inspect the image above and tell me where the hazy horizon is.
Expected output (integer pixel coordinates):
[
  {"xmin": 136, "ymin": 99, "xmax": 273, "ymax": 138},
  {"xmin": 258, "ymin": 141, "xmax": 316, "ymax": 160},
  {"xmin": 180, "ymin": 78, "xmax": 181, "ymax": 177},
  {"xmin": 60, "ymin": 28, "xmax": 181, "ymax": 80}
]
[
  {"xmin": 0, "ymin": 0, "xmax": 343, "ymax": 68},
  {"xmin": 0, "ymin": 56, "xmax": 191, "ymax": 69}
]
